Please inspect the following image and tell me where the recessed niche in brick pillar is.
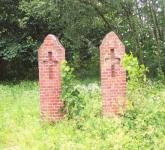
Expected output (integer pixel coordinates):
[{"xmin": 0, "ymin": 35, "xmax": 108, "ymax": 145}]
[
  {"xmin": 38, "ymin": 34, "xmax": 65, "ymax": 122},
  {"xmin": 100, "ymin": 31, "xmax": 126, "ymax": 116}
]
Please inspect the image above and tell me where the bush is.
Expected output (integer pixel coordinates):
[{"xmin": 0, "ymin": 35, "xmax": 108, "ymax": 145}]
[
  {"xmin": 122, "ymin": 53, "xmax": 148, "ymax": 89},
  {"xmin": 61, "ymin": 61, "xmax": 86, "ymax": 120}
]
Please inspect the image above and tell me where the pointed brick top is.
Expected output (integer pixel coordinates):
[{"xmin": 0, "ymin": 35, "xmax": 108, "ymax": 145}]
[
  {"xmin": 100, "ymin": 31, "xmax": 125, "ymax": 49},
  {"xmin": 40, "ymin": 34, "xmax": 65, "ymax": 51}
]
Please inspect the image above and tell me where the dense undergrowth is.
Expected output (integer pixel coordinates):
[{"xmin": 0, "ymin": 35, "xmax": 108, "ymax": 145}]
[{"xmin": 0, "ymin": 79, "xmax": 165, "ymax": 150}]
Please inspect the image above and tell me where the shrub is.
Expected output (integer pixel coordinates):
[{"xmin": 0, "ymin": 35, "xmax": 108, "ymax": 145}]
[
  {"xmin": 122, "ymin": 53, "xmax": 148, "ymax": 90},
  {"xmin": 61, "ymin": 61, "xmax": 85, "ymax": 119}
]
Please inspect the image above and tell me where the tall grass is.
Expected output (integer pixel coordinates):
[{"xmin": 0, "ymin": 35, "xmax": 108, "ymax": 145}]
[{"xmin": 0, "ymin": 80, "xmax": 165, "ymax": 150}]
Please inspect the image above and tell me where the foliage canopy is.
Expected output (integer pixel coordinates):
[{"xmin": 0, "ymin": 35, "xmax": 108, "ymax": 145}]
[{"xmin": 0, "ymin": 0, "xmax": 165, "ymax": 79}]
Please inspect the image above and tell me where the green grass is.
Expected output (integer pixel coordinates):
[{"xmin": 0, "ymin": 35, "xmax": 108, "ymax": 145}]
[{"xmin": 0, "ymin": 80, "xmax": 165, "ymax": 150}]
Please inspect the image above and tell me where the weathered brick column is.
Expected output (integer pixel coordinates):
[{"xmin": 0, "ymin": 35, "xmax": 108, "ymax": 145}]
[
  {"xmin": 100, "ymin": 31, "xmax": 126, "ymax": 116},
  {"xmin": 38, "ymin": 34, "xmax": 65, "ymax": 122}
]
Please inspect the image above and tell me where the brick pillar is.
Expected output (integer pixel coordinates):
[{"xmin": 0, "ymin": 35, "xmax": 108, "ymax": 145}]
[
  {"xmin": 38, "ymin": 34, "xmax": 65, "ymax": 122},
  {"xmin": 100, "ymin": 31, "xmax": 126, "ymax": 116}
]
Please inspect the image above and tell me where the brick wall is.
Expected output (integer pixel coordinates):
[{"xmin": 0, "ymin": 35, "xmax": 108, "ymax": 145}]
[
  {"xmin": 100, "ymin": 31, "xmax": 126, "ymax": 116},
  {"xmin": 38, "ymin": 34, "xmax": 65, "ymax": 122}
]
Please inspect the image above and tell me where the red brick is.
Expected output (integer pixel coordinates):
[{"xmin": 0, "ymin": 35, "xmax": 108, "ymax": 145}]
[
  {"xmin": 100, "ymin": 31, "xmax": 126, "ymax": 116},
  {"xmin": 38, "ymin": 34, "xmax": 65, "ymax": 122}
]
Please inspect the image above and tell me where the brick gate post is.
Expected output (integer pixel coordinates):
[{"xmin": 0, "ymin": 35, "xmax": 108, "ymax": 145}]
[
  {"xmin": 100, "ymin": 32, "xmax": 126, "ymax": 116},
  {"xmin": 38, "ymin": 34, "xmax": 65, "ymax": 121}
]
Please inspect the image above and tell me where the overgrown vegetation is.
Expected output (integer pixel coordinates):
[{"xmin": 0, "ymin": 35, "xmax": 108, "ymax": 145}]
[
  {"xmin": 61, "ymin": 61, "xmax": 86, "ymax": 120},
  {"xmin": 0, "ymin": 79, "xmax": 165, "ymax": 149},
  {"xmin": 0, "ymin": 54, "xmax": 164, "ymax": 149}
]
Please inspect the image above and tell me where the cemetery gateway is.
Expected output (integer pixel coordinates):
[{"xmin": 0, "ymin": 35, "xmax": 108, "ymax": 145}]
[{"xmin": 38, "ymin": 32, "xmax": 126, "ymax": 121}]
